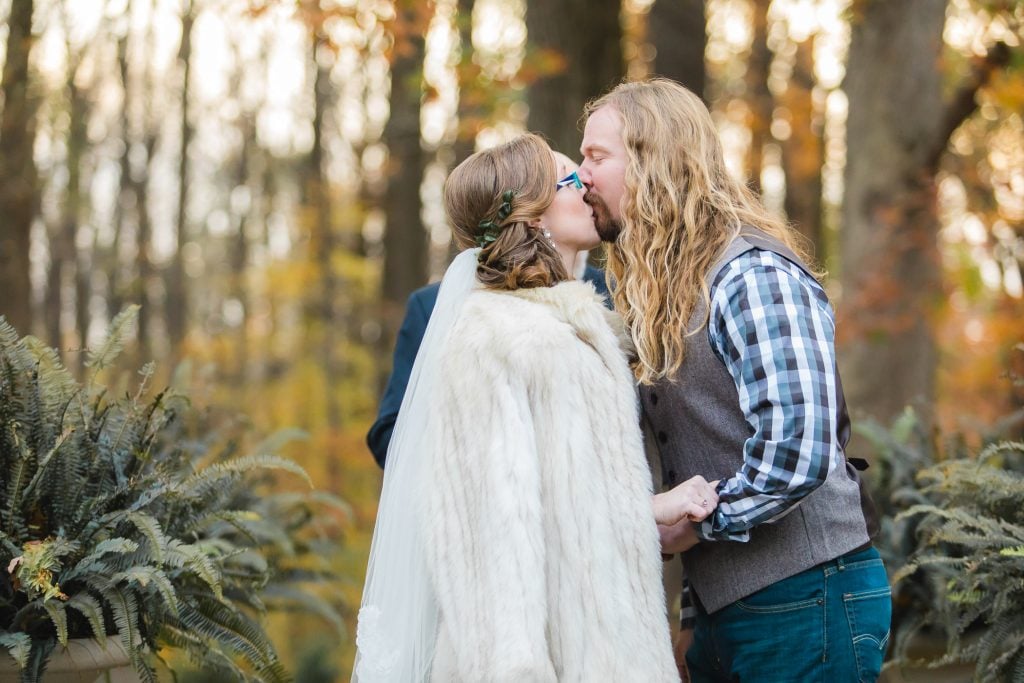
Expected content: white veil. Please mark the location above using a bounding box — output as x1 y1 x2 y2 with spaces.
352 248 481 682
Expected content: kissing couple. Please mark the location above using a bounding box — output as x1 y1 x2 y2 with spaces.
355 79 890 683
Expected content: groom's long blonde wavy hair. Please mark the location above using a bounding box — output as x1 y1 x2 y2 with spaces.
584 78 817 385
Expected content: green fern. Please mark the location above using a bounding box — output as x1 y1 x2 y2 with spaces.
898 456 1024 682
42 601 68 647
84 305 140 373
0 631 32 669
64 594 106 646
0 312 344 682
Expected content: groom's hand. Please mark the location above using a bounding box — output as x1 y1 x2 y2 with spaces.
658 518 700 554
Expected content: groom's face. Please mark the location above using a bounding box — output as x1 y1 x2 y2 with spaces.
579 106 628 243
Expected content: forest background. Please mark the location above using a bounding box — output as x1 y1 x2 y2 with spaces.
0 0 1022 678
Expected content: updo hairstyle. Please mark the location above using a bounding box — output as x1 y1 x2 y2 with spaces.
443 133 569 289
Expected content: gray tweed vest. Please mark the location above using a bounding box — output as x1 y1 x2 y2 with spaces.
640 229 871 614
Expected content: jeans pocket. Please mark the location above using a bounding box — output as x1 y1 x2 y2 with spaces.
734 566 824 614
735 595 822 614
842 586 892 682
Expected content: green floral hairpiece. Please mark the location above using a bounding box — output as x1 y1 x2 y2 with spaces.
475 189 517 248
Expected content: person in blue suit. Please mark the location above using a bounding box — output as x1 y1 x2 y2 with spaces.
366 262 609 468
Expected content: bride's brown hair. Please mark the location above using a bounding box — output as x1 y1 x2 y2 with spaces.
444 133 569 290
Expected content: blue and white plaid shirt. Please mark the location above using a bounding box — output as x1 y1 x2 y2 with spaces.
696 248 842 543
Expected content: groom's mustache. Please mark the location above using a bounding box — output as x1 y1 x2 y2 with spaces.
584 190 622 243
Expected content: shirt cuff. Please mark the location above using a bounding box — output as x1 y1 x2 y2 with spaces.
697 512 751 543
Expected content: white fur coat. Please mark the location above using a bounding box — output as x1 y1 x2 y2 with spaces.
423 281 679 682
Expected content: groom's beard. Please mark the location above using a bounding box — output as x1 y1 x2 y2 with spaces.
584 190 622 243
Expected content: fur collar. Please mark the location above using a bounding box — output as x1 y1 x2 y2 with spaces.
503 280 632 356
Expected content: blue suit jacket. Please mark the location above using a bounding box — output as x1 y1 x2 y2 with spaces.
366 265 610 468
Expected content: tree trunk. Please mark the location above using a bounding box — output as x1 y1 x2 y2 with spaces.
377 0 431 424
225 32 252 383
133 1 160 361
743 0 772 196
66 74 90 371
167 0 195 350
525 0 624 156
839 0 948 424
231 116 252 383
44 223 63 349
304 17 343 478
132 134 157 362
259 147 277 383
107 28 131 328
780 36 823 262
0 0 38 334
452 0 478 168
649 0 706 101
382 1 430 313
445 0 478 263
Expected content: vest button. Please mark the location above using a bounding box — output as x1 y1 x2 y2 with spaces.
667 469 677 484
658 431 668 444
650 392 659 405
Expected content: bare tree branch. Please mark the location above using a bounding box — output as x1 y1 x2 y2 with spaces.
929 41 1013 169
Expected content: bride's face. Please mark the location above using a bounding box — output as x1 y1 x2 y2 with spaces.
538 152 601 252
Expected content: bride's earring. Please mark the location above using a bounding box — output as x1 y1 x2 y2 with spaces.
542 228 555 247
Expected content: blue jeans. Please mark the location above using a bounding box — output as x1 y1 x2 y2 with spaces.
686 546 892 683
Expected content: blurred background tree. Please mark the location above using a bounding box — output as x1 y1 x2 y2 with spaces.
0 0 1021 677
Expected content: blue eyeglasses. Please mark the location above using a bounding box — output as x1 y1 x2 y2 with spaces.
556 170 583 191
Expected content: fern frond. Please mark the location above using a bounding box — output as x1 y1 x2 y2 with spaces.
160 625 248 681
88 578 140 653
63 538 139 582
979 440 1024 464
42 600 68 646
22 337 78 406
85 305 139 372
165 540 221 598
0 317 36 381
0 631 31 669
127 480 170 513
263 490 353 522
1011 649 1024 683
20 426 75 504
19 639 56 683
112 566 179 617
180 454 312 496
64 594 107 646
131 656 159 683
260 584 345 634
175 596 287 682
222 548 269 577
0 531 18 556
120 512 168 564
184 509 262 537
133 362 156 403
975 613 1024 675
175 599 267 669
4 424 33 532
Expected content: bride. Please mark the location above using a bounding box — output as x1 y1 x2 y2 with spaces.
354 133 716 682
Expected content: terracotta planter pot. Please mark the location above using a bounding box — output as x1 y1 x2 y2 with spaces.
0 639 137 683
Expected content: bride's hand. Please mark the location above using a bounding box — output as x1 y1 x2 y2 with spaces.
652 476 719 527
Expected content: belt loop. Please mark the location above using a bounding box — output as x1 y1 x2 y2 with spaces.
837 554 846 572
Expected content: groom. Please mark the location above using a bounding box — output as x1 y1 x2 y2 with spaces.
579 79 890 681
